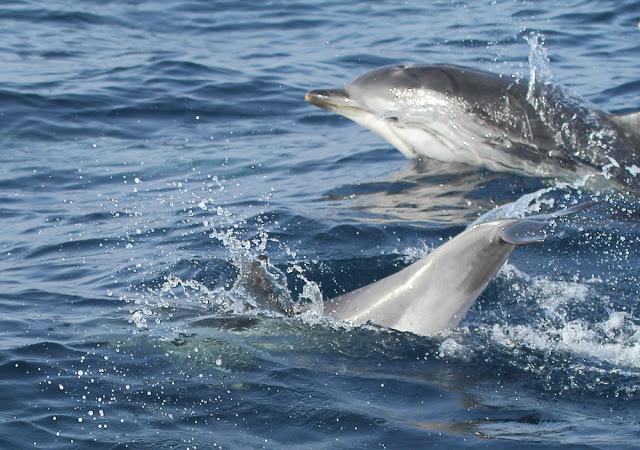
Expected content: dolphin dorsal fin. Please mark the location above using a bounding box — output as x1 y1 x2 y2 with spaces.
611 111 640 133
498 201 595 245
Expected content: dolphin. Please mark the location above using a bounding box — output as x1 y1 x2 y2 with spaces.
242 203 592 336
305 64 640 192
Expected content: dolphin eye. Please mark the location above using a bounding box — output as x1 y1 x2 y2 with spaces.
387 116 399 122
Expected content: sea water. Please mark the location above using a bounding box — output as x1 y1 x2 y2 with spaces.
1 1 639 448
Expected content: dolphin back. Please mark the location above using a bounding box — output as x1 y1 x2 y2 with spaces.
328 203 592 336
611 111 640 135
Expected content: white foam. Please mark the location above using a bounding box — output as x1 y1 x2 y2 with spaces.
492 265 640 370
626 165 640 177
491 314 640 370
129 310 149 329
601 156 620 180
438 337 473 362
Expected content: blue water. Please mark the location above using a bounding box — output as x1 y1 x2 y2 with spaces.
1 1 640 448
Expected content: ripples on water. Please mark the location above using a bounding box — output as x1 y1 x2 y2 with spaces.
1 1 640 448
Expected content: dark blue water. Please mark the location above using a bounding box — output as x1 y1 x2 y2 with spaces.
2 1 640 448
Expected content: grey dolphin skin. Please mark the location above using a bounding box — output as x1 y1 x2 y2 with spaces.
305 64 640 192
327 202 591 335
245 203 591 336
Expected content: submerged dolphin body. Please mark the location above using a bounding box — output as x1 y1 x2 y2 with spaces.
305 64 640 191
244 203 591 336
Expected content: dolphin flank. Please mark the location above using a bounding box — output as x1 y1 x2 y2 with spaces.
305 64 640 192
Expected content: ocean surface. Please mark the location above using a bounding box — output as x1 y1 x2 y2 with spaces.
1 1 640 448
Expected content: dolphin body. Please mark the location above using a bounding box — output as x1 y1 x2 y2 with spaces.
305 64 640 192
244 203 590 336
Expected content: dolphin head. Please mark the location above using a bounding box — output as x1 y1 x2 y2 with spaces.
305 64 479 159
305 64 564 173
305 65 459 118
347 64 461 109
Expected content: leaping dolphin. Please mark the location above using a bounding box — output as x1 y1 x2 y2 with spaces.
305 64 640 192
242 203 592 336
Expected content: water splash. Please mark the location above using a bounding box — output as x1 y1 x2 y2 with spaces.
471 186 556 225
524 33 624 184
526 33 554 108
469 178 592 226
487 264 640 392
123 190 326 329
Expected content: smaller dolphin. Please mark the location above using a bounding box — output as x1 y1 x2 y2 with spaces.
327 203 591 335
305 64 640 191
241 203 592 336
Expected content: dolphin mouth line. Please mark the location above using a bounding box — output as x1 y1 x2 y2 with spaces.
304 88 365 113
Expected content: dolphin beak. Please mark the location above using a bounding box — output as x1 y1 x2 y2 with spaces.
304 88 356 111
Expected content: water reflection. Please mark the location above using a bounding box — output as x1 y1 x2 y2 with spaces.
322 159 547 225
